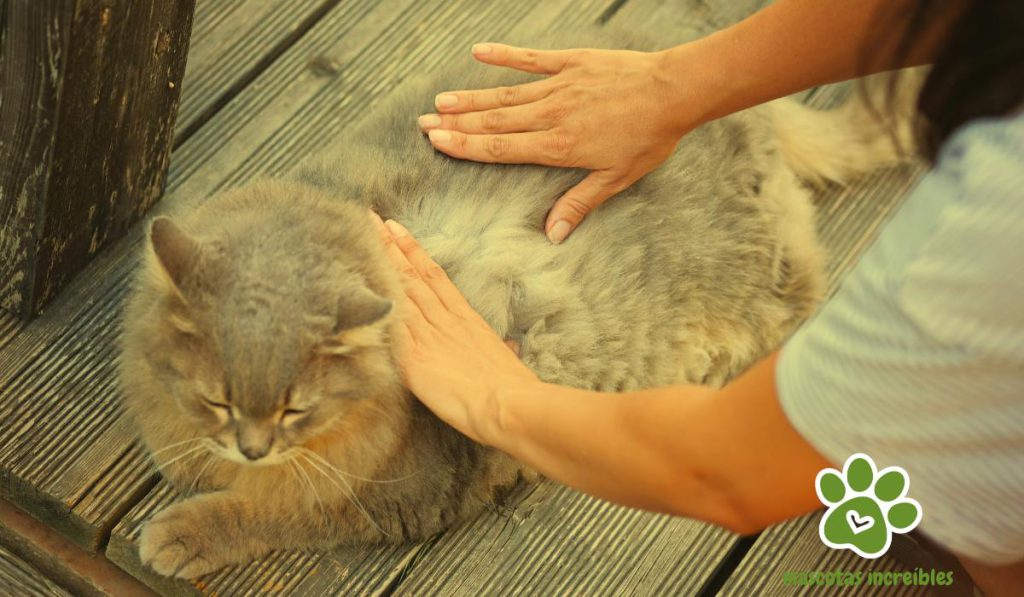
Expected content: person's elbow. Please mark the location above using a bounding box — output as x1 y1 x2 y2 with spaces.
661 465 768 536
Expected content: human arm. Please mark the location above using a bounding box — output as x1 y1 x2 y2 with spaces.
420 0 963 242
375 216 830 533
491 351 831 534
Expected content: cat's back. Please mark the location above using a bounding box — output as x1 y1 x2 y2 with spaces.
293 28 823 387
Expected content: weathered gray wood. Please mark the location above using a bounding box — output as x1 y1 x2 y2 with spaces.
0 0 194 318
0 312 23 352
385 3 774 595
0 543 72 597
720 513 931 596
176 0 342 140
99 0 631 593
392 483 734 595
0 497 155 597
0 0 348 553
710 83 927 595
0 0 936 595
107 481 423 597
612 0 770 42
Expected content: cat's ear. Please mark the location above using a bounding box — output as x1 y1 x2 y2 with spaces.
319 287 393 354
334 286 393 333
147 217 200 296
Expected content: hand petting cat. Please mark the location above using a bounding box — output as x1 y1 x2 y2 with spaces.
369 212 540 446
417 43 696 244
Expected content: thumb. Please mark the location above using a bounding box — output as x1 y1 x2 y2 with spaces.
545 171 625 244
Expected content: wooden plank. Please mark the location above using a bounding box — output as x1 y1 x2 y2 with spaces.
720 513 932 596
0 543 72 597
386 3 773 595
0 0 349 553
392 484 733 595
0 312 23 352
0 0 385 557
0 0 194 318
107 481 424 597
714 83 929 594
612 0 769 43
798 83 925 294
176 0 342 139
0 497 155 596
71 0 655 594
100 0 617 593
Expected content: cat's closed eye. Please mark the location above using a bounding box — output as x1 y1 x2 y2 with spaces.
201 396 231 413
281 409 308 425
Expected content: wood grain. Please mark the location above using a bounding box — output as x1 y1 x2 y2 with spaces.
0 0 351 553
175 0 343 141
0 0 194 318
0 542 72 597
99 0 639 593
0 0 939 594
717 86 955 596
720 513 930 597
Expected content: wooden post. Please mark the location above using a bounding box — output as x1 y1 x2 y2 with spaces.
0 0 194 318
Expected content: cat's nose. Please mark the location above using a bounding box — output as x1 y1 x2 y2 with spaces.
240 445 269 461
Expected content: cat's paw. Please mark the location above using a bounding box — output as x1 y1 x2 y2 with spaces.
138 501 233 578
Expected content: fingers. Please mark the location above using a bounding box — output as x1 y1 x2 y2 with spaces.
419 103 551 135
545 170 631 244
426 129 574 166
376 222 448 326
383 220 472 316
470 43 572 75
368 210 390 242
432 79 552 114
504 339 521 357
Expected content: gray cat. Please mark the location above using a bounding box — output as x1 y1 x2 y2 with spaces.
119 31 913 578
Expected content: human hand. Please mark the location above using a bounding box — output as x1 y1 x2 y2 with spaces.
418 43 696 243
370 213 540 445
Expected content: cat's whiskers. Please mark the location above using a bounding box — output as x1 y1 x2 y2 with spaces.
147 437 207 460
156 443 211 473
296 452 388 537
288 456 327 520
296 446 421 484
188 453 217 495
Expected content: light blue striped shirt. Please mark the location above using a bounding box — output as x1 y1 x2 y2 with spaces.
778 111 1024 565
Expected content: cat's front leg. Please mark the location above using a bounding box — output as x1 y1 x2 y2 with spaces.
138 492 264 578
138 488 386 578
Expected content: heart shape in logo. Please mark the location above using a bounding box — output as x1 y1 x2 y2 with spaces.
847 511 874 534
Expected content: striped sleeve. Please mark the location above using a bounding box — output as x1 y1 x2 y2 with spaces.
777 112 1024 565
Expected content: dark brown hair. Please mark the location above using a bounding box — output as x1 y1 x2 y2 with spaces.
870 0 1024 162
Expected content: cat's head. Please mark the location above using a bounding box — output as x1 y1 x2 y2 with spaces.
132 183 403 467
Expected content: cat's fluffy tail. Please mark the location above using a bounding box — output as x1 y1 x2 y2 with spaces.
769 68 926 186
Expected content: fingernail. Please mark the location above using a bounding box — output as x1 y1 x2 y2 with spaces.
384 219 409 238
472 43 492 56
418 114 441 129
547 220 571 244
428 129 451 145
435 94 458 109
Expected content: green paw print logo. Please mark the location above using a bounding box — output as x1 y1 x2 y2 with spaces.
816 453 922 559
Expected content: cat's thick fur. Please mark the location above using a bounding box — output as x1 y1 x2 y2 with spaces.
120 31 914 578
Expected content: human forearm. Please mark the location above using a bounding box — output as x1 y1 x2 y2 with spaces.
489 379 746 529
485 352 831 534
378 220 831 533
659 0 963 127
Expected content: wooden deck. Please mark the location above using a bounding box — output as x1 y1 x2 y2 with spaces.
0 1 959 595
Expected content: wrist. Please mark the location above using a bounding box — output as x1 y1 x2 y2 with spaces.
653 39 739 133
477 377 543 449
